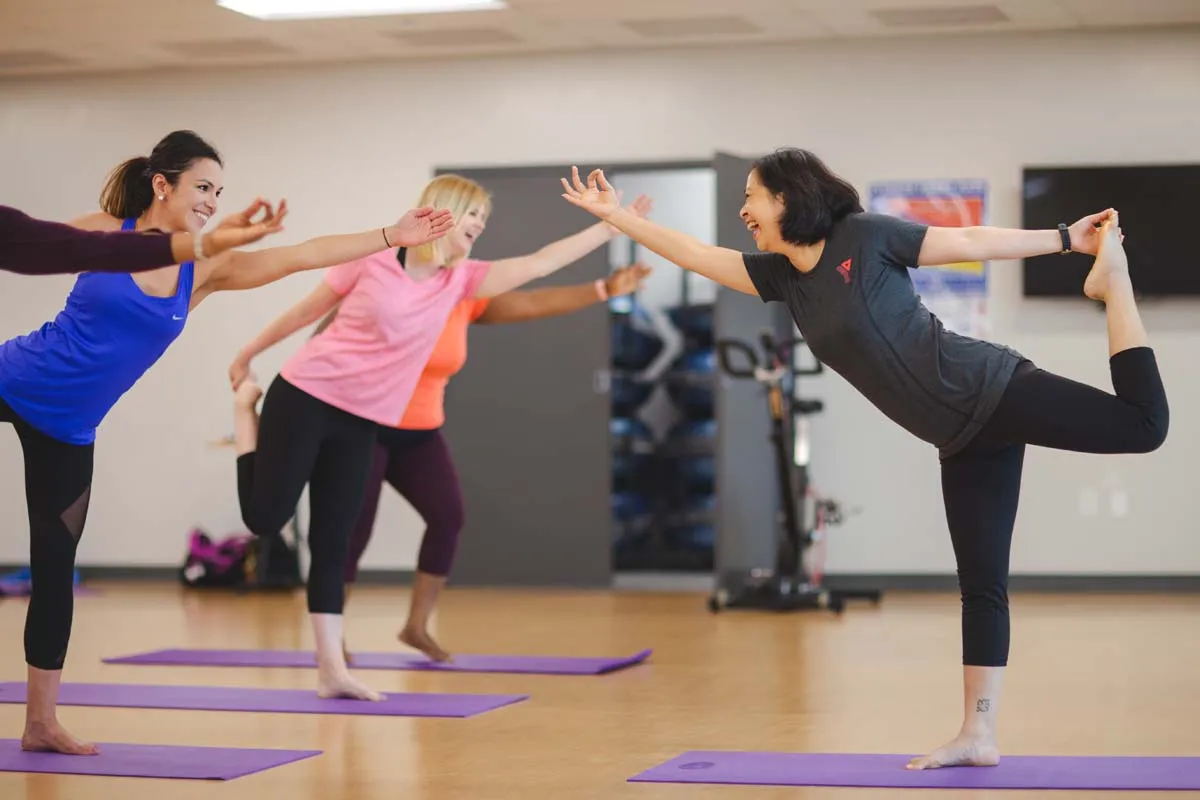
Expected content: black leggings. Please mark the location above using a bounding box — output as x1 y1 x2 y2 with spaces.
0 397 94 671
944 346 1168 667
236 376 378 615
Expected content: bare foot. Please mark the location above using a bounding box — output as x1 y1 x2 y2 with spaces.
232 379 263 456
1083 215 1128 302
906 732 1000 770
21 720 99 755
234 378 263 409
399 625 452 663
317 670 383 701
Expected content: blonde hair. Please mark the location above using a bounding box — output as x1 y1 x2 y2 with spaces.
413 173 492 265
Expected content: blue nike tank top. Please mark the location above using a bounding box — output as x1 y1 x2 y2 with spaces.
0 218 194 445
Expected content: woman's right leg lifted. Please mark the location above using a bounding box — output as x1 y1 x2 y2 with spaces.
912 219 1168 771
981 215 1168 456
234 376 324 539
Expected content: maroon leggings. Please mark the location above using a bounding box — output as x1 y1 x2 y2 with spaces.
343 427 465 582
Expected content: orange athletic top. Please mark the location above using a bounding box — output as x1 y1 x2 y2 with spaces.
397 297 491 430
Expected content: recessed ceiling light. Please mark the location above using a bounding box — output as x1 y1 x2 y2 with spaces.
217 0 507 21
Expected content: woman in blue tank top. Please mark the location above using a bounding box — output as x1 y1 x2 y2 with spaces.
0 129 453 756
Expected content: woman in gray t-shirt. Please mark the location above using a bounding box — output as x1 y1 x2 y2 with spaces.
560 150 1167 772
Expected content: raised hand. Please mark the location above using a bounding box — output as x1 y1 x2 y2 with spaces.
1068 208 1124 255
626 194 653 219
605 262 652 297
386 207 456 247
603 193 653 237
561 167 621 220
205 198 288 253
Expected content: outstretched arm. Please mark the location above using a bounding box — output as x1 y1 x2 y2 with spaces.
228 282 342 389
196 206 454 300
0 200 284 275
477 262 650 324
917 209 1118 266
472 195 653 298
560 168 758 296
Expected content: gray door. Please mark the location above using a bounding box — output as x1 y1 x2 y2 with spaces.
434 164 614 587
712 152 795 577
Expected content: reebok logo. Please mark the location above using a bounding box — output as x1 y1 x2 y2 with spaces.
837 258 852 283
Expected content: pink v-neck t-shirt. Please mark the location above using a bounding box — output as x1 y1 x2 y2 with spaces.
280 250 491 426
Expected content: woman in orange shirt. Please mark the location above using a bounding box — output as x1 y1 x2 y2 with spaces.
318 259 648 663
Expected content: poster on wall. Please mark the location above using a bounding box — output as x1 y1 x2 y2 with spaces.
868 179 989 339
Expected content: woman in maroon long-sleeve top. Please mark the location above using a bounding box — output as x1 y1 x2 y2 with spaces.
0 198 286 276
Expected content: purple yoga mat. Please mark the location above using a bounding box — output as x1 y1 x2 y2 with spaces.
0 739 320 780
104 647 652 675
629 750 1200 791
0 682 526 718
0 580 97 597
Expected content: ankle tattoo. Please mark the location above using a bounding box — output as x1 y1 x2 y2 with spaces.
976 698 991 712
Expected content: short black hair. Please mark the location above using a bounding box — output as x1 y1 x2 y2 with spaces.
751 148 862 245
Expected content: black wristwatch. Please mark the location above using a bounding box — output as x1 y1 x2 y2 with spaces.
1057 223 1071 253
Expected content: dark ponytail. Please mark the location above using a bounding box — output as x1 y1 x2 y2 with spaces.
98 130 223 220
99 156 154 219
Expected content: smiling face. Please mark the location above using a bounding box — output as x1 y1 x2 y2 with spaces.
153 157 223 233
739 168 786 252
411 174 492 266
449 203 488 259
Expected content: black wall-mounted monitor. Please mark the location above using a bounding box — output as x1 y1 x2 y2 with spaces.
1022 163 1200 297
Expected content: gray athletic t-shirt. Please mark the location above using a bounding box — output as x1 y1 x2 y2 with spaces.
743 212 1023 459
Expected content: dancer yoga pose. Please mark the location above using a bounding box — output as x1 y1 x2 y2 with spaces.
559 150 1167 770
0 200 284 276
0 129 452 756
228 173 651 702
332 259 651 663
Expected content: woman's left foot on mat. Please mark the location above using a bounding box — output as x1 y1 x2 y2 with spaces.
317 670 382 701
399 625 452 662
21 719 99 755
907 731 1000 770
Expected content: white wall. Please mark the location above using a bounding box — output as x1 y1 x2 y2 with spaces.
1 27 1197 575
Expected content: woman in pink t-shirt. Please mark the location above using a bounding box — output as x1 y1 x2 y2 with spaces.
226 174 651 702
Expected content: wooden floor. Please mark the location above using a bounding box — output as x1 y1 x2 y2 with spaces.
2 582 1199 799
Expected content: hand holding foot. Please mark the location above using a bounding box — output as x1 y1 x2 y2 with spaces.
22 719 99 755
399 624 453 663
234 377 262 409
232 378 263 456
1084 213 1130 303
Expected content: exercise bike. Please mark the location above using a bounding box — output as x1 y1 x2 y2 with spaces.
707 331 881 614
